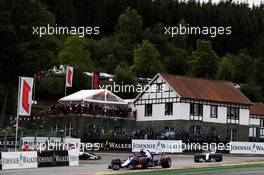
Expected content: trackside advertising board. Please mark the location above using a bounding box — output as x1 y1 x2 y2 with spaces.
132 139 182 153
68 150 79 166
230 142 264 154
1 151 38 170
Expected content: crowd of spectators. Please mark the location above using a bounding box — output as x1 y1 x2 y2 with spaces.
83 125 222 142
47 102 133 118
131 128 221 142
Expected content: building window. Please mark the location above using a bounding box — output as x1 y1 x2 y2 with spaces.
249 126 256 137
165 102 173 115
191 125 201 136
145 104 152 117
260 119 264 128
260 128 264 138
210 105 218 118
156 83 163 92
190 103 203 116
227 107 239 124
229 129 238 141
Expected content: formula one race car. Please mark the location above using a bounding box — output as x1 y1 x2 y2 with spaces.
194 151 223 162
79 152 101 160
108 150 172 170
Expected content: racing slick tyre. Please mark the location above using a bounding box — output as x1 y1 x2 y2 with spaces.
194 155 200 163
215 155 223 162
139 158 149 169
111 159 121 170
160 157 172 168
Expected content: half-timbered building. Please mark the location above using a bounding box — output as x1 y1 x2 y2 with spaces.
249 102 264 141
134 73 252 142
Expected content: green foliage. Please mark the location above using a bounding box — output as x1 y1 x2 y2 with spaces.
115 7 143 41
164 44 190 75
190 40 219 79
132 40 164 77
37 77 64 99
58 36 94 70
233 50 255 83
114 62 137 99
240 80 263 102
217 56 235 81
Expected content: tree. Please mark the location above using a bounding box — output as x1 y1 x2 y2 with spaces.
240 80 263 102
217 56 235 81
233 49 255 83
58 36 94 70
190 40 219 79
115 7 143 41
0 0 59 127
164 44 190 75
132 40 164 77
114 62 137 99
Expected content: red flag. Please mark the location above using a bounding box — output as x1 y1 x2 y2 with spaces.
19 77 34 116
92 72 100 89
35 67 43 81
66 66 73 87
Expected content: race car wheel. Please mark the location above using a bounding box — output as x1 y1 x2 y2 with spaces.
194 156 200 163
111 159 121 166
112 164 120 170
139 158 149 169
160 157 172 168
215 156 222 162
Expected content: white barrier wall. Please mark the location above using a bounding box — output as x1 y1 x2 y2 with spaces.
1 151 38 170
132 139 182 153
230 142 264 154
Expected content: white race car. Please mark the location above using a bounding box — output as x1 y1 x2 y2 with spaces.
194 151 223 162
79 152 101 160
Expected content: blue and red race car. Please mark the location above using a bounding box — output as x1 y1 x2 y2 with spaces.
108 150 172 170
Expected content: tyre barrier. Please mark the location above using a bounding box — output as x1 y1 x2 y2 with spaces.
0 150 79 170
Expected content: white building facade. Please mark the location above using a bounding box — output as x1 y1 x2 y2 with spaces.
134 73 252 142
249 103 264 141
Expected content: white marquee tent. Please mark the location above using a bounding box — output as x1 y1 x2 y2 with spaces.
59 89 128 105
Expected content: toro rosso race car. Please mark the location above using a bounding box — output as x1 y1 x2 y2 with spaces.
194 151 223 162
79 152 101 160
108 149 172 170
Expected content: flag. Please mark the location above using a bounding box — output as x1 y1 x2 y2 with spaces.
35 67 43 81
66 66 73 87
92 72 100 89
19 77 34 116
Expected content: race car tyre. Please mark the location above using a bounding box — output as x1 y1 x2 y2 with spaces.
194 156 200 163
214 153 223 162
112 164 120 170
215 156 222 162
111 159 121 166
139 158 149 169
160 157 172 168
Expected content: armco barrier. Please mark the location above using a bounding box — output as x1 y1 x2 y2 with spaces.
0 150 79 170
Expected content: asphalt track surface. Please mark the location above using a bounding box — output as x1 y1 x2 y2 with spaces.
1 153 264 175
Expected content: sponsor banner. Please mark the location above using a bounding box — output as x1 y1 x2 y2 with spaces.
54 150 69 166
68 150 79 166
81 139 131 152
37 151 54 167
66 66 73 87
230 142 264 154
1 151 38 170
132 139 182 153
18 77 34 116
